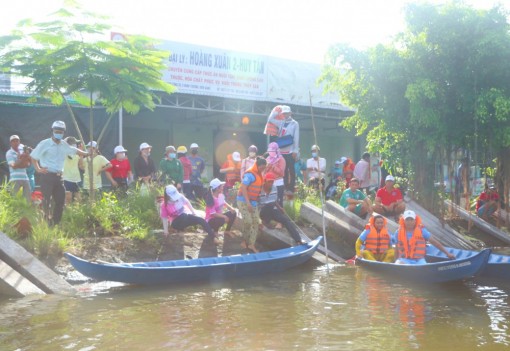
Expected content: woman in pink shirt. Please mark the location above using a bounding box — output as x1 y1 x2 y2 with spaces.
265 142 286 207
160 185 218 244
205 178 237 237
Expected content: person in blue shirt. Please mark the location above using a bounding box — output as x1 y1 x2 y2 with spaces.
188 142 206 200
393 210 455 264
31 121 89 225
236 157 266 253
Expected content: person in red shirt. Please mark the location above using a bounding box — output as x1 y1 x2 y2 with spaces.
106 145 133 196
177 145 193 200
476 185 500 220
374 175 405 221
340 156 355 189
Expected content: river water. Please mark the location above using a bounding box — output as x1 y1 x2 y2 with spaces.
1 262 509 351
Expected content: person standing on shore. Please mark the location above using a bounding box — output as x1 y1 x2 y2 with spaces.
188 142 206 200
31 121 89 224
274 106 299 196
105 145 132 196
6 135 32 203
134 142 156 187
62 136 84 204
236 157 267 252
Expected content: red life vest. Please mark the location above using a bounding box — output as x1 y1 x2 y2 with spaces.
237 163 263 202
397 216 427 259
363 217 391 255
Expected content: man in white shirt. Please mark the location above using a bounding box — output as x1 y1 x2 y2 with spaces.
354 152 371 193
306 145 326 189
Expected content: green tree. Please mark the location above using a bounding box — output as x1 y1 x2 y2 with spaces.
0 0 175 199
321 2 510 209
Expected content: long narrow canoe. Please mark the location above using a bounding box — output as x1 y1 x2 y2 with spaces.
65 237 322 285
426 245 510 280
357 248 491 283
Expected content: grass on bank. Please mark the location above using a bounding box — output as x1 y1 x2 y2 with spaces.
0 180 348 260
0 183 164 260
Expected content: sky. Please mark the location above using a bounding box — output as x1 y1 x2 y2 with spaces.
1 0 508 64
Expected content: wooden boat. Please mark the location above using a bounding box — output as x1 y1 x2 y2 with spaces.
426 245 510 280
356 248 491 283
65 237 322 285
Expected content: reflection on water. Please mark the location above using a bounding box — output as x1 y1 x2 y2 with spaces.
1 264 509 350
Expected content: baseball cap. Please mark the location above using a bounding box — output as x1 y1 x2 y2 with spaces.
52 120 66 130
385 175 395 182
139 142 151 150
165 145 176 152
114 145 127 154
65 136 81 145
232 151 241 162
267 142 279 152
190 143 199 149
86 141 98 148
177 145 187 153
311 145 320 151
340 156 348 163
209 178 226 190
165 185 182 201
248 145 258 152
9 135 20 141
281 105 292 114
403 210 416 220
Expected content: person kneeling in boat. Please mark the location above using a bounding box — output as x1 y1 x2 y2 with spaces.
259 172 305 246
394 210 455 264
476 185 500 221
161 184 219 245
356 215 395 262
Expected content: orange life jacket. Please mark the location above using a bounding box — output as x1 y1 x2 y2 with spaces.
363 217 391 254
237 162 263 202
397 216 427 259
224 154 241 185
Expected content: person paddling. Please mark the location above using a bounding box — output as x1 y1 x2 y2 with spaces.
394 210 455 264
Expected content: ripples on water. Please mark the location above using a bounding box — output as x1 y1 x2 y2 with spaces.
1 263 509 350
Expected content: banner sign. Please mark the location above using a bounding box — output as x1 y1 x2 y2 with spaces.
159 41 268 100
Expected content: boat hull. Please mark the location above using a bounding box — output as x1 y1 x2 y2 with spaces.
357 248 491 283
65 237 322 285
426 245 510 280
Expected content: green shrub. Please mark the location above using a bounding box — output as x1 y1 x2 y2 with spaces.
25 217 70 258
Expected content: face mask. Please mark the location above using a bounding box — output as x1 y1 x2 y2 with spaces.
268 151 276 157
143 150 150 157
169 153 176 159
53 132 64 140
117 152 126 159
191 149 198 155
249 152 256 158
312 152 318 158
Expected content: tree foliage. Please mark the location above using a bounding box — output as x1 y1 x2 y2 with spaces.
0 0 175 199
321 2 510 207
